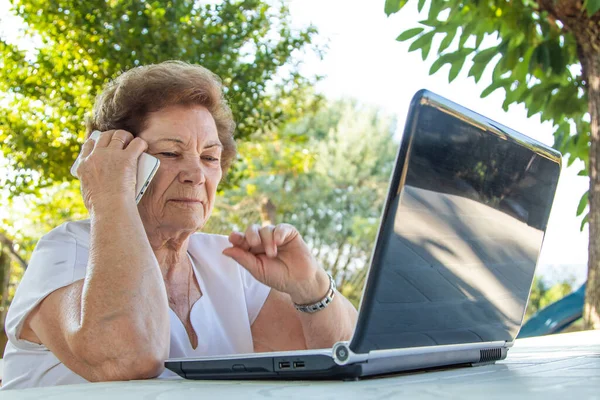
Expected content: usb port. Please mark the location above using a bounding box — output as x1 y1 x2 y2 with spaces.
293 361 305 368
278 361 291 369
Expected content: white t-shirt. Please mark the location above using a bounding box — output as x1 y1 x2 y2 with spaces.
1 220 271 390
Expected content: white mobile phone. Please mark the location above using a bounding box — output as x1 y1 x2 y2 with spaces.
70 130 160 204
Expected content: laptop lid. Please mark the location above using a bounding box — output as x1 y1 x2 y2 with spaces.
349 90 561 355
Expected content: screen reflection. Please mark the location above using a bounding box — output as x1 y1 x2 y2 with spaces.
351 97 561 354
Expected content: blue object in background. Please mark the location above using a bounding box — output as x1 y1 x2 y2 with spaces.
518 283 586 338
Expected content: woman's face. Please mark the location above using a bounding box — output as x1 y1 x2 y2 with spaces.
137 104 223 235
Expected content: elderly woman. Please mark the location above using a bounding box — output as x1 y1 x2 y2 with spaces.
2 61 358 389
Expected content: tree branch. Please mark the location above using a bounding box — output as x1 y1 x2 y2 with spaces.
0 233 28 270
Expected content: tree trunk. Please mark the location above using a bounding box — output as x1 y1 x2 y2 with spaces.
1 248 12 332
259 197 277 226
330 240 347 281
582 49 600 329
536 0 600 331
537 0 600 329
0 232 28 271
338 243 355 287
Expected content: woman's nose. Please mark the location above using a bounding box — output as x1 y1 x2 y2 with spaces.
178 158 206 185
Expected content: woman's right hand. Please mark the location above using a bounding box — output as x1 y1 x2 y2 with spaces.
74 129 148 213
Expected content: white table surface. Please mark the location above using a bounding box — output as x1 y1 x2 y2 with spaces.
2 330 598 399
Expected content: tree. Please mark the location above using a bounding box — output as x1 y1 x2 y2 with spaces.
0 0 320 196
385 0 600 329
0 0 321 346
204 99 398 307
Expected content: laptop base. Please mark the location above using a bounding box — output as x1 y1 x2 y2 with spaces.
165 347 507 380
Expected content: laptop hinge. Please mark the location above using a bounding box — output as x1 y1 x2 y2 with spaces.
333 340 507 366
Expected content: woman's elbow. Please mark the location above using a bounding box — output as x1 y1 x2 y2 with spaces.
90 355 165 382
69 327 168 382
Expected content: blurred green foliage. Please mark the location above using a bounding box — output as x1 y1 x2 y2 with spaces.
0 0 320 342
0 0 321 195
525 276 574 321
205 99 399 307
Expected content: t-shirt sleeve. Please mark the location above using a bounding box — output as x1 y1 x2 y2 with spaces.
239 267 271 325
5 222 89 351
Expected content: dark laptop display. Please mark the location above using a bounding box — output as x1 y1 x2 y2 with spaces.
350 92 561 354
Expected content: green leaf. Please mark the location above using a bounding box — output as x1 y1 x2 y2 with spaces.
408 31 435 56
548 40 566 75
396 28 424 42
449 56 467 82
421 40 433 60
580 212 589 231
578 168 588 176
472 46 499 65
428 0 445 20
577 192 589 216
438 29 457 54
537 42 551 72
514 46 535 81
528 44 551 76
417 0 427 12
475 32 485 49
481 79 510 98
431 48 473 81
500 48 520 71
552 122 571 152
468 61 487 83
430 53 454 74
508 32 526 50
418 19 441 27
458 23 475 48
585 0 600 15
385 0 408 16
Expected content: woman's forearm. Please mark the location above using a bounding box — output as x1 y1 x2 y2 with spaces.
296 293 358 349
77 199 170 364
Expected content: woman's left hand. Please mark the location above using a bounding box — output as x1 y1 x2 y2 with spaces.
222 224 330 305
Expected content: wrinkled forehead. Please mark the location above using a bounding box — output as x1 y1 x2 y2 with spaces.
149 136 223 151
141 105 222 147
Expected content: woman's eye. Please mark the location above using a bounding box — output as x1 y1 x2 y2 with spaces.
159 152 178 157
202 156 220 162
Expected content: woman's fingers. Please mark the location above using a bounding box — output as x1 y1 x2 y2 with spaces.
223 223 313 296
227 224 298 259
228 231 251 251
273 223 298 247
222 246 260 277
80 137 96 158
244 224 264 252
258 225 277 258
229 225 275 257
224 229 265 278
73 138 97 178
92 129 137 150
124 137 148 157
108 130 134 149
95 130 116 148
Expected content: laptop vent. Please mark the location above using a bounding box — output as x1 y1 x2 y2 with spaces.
479 348 502 363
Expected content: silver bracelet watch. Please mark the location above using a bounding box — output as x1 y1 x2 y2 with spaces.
293 272 336 313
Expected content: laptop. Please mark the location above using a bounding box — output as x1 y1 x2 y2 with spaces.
165 89 562 380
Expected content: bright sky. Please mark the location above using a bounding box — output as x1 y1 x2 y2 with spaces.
0 0 589 285
287 0 589 285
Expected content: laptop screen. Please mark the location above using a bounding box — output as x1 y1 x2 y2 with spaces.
350 93 561 354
